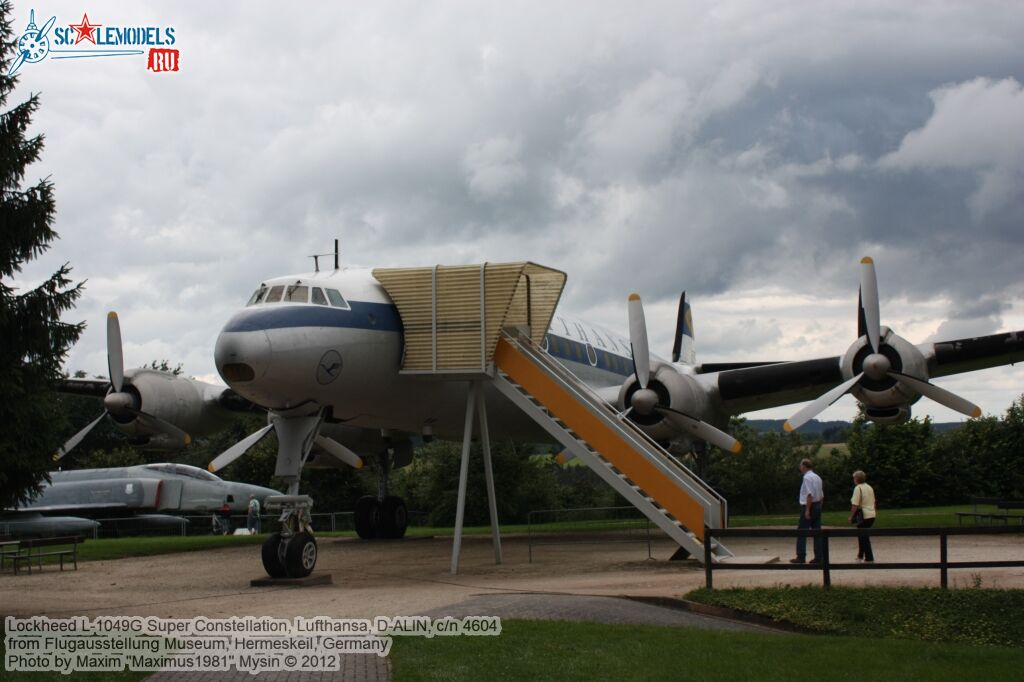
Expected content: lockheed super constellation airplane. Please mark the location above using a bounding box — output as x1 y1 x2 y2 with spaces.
59 255 1024 578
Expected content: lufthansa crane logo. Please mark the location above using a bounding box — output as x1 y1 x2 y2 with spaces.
316 350 343 385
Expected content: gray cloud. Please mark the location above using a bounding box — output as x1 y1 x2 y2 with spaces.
7 1 1023 417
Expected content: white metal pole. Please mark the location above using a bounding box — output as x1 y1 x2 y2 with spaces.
451 382 477 574
478 386 502 564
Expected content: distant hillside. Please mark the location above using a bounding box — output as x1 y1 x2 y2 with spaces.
746 419 964 439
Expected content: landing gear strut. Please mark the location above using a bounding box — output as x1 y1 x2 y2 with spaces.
262 495 318 578
353 451 409 539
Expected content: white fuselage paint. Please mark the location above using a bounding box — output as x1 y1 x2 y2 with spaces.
215 267 685 443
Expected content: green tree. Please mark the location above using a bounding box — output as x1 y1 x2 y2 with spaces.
0 1 85 508
846 413 936 507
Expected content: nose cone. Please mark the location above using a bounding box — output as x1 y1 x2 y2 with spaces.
215 326 272 385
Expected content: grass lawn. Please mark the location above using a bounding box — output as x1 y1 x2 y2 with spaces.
389 618 1024 681
729 504 974 528
687 586 1024 647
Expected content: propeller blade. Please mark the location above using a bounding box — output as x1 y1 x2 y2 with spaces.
889 372 982 419
8 50 28 77
314 435 364 469
37 15 57 41
55 411 108 460
628 293 651 388
129 409 192 448
555 449 575 465
671 291 687 363
208 423 275 472
784 372 864 432
860 257 880 353
107 311 124 392
658 407 743 454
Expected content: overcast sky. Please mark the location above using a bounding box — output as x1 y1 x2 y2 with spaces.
9 1 1024 424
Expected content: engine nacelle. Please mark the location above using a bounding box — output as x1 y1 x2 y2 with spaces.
112 369 227 446
842 326 926 423
618 362 709 444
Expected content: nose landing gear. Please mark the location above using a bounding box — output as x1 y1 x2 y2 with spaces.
262 495 318 578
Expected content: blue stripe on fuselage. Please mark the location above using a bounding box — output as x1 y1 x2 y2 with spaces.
221 303 632 378
222 301 403 333
543 333 633 378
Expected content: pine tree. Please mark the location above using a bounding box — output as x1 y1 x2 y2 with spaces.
0 1 85 508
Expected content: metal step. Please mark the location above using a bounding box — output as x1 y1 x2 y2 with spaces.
491 340 733 562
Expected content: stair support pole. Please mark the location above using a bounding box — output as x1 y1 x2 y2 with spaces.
477 384 502 564
451 382 477 574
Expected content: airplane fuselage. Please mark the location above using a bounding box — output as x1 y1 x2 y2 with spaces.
214 267 664 443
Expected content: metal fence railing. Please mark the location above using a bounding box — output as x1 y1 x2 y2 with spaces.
703 525 1024 589
527 506 653 562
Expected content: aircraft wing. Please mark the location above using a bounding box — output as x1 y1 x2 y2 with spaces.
711 329 1024 417
59 378 110 398
923 331 1024 378
713 356 844 416
13 502 130 512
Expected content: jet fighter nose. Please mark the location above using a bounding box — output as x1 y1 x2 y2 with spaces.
215 327 272 384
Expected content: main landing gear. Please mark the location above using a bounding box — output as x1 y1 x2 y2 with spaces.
261 495 317 578
354 450 409 539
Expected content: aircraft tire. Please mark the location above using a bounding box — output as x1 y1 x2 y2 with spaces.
284 532 317 578
261 533 288 578
354 496 380 539
379 496 408 539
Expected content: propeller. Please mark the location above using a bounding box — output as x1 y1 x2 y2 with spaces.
784 257 982 432
208 423 275 472
626 294 742 453
56 312 192 460
207 426 364 473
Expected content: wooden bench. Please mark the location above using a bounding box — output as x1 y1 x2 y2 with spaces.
956 498 1024 525
12 536 85 575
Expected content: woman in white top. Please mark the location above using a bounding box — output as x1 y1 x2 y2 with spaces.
850 470 877 562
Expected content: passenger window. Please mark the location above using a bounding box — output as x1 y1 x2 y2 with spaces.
311 288 328 306
265 286 284 303
285 285 309 303
326 289 349 309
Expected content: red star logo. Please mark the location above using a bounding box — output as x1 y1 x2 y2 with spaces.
69 13 102 45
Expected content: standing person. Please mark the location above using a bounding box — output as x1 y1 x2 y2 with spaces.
216 502 232 535
247 494 261 534
791 458 824 564
849 470 876 562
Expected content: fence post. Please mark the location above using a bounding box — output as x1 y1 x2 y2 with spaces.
528 512 533 564
822 529 831 589
940 533 948 589
704 526 713 590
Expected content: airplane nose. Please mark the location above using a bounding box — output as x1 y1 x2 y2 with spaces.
215 329 272 383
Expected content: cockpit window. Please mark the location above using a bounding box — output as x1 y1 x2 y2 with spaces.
311 288 328 306
284 285 309 303
325 289 349 309
246 287 267 306
144 463 222 482
264 285 284 303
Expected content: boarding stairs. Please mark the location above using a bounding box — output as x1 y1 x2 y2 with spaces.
492 331 732 562
372 261 732 564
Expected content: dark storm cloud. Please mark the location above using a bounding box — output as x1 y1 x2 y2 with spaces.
8 1 1022 418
